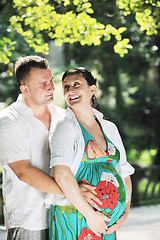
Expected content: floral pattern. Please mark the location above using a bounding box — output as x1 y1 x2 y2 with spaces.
78 227 102 240
95 181 119 210
100 172 119 188
107 143 115 155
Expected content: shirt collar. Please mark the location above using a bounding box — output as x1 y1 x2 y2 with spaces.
16 94 33 116
16 94 56 116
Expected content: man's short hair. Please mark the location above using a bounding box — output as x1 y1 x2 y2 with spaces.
15 55 49 87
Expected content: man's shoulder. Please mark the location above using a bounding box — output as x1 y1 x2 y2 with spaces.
48 103 65 115
0 103 18 124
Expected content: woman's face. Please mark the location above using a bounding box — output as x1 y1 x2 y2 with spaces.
62 74 96 109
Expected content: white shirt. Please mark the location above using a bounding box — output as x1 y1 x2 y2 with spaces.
44 107 135 207
0 94 64 230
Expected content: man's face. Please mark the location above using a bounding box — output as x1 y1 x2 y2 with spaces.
21 67 55 106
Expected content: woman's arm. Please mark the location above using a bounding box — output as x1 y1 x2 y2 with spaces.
106 175 132 234
53 165 110 237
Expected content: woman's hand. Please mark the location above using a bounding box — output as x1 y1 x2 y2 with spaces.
86 211 110 237
106 206 129 234
79 183 102 211
106 176 132 234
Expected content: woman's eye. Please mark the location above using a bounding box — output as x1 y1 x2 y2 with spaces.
74 82 79 86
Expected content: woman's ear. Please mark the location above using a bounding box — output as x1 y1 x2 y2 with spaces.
90 84 96 96
20 85 29 95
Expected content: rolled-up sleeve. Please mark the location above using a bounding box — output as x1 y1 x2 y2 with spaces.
49 118 75 169
0 118 30 165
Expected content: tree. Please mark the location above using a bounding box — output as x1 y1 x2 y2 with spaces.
117 0 160 35
1 0 160 65
0 0 36 104
0 0 132 64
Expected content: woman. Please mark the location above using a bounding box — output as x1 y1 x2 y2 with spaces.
48 68 134 240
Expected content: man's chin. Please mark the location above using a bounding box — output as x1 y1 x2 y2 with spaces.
47 99 54 104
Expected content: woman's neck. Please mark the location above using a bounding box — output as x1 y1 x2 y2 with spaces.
73 106 96 127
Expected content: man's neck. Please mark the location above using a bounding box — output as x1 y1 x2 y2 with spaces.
22 95 51 130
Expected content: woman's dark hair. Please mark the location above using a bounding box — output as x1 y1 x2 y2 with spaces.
15 55 49 87
62 67 97 107
62 67 97 86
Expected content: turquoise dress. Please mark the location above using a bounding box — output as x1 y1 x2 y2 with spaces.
49 118 126 240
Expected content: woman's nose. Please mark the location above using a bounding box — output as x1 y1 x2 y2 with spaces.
69 86 75 93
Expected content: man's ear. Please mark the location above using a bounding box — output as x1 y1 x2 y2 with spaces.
90 84 96 96
20 85 29 95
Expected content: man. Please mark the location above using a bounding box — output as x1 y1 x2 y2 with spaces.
0 56 100 240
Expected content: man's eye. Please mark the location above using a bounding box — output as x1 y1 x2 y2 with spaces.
74 82 79 86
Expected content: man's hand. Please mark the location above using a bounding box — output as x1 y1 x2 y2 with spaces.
79 183 102 211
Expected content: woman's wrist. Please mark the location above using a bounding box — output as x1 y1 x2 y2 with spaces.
83 206 96 220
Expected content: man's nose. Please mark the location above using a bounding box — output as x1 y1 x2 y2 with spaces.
48 82 55 90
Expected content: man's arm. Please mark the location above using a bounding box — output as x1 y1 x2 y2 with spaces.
8 159 102 211
106 175 132 234
8 159 63 195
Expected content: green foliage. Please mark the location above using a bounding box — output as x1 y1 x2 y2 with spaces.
0 0 132 64
117 0 160 35
1 0 160 64
0 37 16 65
127 149 157 166
114 38 132 57
0 1 36 103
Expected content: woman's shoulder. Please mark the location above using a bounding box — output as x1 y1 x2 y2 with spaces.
50 114 78 146
102 118 118 131
57 115 74 129
52 111 77 138
93 108 117 130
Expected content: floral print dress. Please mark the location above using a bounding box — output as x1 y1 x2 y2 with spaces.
49 118 126 240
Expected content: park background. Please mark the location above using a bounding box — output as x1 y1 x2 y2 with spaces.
0 0 160 239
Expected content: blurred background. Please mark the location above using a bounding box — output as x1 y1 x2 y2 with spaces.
0 0 160 238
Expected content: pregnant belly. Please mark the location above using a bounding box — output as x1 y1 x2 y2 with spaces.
78 164 126 226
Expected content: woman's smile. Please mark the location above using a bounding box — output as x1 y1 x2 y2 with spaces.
69 95 81 101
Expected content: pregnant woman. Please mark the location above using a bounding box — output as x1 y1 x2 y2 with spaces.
48 68 134 240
